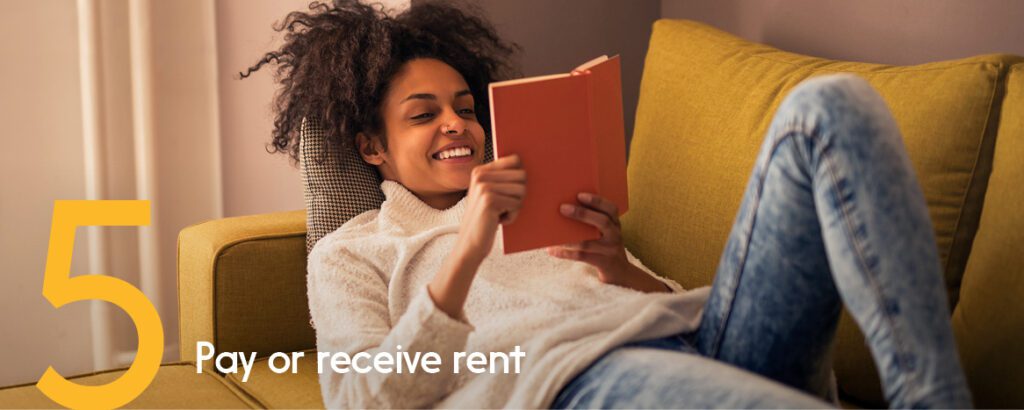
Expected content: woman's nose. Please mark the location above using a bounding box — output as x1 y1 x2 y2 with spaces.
440 109 466 136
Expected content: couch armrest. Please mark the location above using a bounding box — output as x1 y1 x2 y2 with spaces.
177 210 313 366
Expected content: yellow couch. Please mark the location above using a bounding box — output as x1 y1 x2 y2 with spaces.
3 19 1021 408
623 20 1024 408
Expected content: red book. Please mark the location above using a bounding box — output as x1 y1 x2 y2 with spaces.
488 55 629 254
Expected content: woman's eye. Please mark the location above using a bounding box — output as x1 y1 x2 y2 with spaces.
411 112 435 120
458 108 475 115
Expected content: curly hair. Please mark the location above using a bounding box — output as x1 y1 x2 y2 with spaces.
241 0 520 166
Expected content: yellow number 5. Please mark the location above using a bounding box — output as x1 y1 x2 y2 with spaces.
37 200 163 409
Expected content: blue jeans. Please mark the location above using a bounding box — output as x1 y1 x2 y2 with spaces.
553 74 973 409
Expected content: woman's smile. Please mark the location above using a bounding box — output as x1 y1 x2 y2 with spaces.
431 144 476 163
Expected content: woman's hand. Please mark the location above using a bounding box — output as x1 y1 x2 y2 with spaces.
454 155 527 263
430 155 526 318
548 193 670 293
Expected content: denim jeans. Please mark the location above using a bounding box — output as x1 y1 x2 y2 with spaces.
552 74 973 409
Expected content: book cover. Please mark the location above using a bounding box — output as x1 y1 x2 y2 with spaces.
488 55 628 254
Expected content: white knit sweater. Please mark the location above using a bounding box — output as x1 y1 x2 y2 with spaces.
307 180 710 409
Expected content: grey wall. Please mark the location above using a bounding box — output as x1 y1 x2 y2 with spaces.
417 0 662 148
216 0 309 218
439 0 1023 155
661 0 1024 65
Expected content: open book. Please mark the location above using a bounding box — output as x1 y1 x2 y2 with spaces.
488 55 628 254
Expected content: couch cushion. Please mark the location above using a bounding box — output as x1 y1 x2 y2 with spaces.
0 363 258 408
624 19 1020 406
178 210 314 366
225 350 323 409
300 118 385 253
950 63 1024 408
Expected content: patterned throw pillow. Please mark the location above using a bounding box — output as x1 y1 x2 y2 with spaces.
300 118 385 253
299 118 495 253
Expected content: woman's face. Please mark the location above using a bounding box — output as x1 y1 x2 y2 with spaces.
358 58 485 206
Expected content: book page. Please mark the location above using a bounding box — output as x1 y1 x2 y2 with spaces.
490 55 614 89
574 55 610 72
490 73 571 88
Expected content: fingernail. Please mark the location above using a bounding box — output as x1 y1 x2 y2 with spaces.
560 204 574 215
578 192 593 203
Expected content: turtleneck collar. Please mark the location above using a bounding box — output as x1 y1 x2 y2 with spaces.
379 180 467 230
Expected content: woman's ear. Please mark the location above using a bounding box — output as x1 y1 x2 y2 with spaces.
356 132 385 165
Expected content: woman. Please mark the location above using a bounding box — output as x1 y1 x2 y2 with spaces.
243 1 972 408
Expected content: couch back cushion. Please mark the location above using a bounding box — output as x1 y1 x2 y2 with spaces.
624 19 1018 406
950 63 1024 408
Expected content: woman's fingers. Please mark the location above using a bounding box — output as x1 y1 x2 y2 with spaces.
576 192 619 222
471 155 520 182
488 193 522 224
485 154 521 169
476 168 527 183
500 209 520 224
472 155 525 191
549 194 640 284
559 202 620 241
476 181 526 199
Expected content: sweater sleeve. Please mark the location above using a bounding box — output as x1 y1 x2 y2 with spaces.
624 247 687 293
307 242 473 409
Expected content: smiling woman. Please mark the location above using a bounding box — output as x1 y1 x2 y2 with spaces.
354 58 486 209
239 0 518 172
238 2 693 409
237 1 973 409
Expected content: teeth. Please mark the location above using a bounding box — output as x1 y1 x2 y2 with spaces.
436 146 472 160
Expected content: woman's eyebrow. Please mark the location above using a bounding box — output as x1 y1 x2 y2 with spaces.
401 89 472 104
401 93 435 103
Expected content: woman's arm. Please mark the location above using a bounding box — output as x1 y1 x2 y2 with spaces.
428 248 484 320
428 155 526 317
308 245 473 409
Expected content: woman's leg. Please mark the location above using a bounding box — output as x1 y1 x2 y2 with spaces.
692 74 972 408
552 342 830 409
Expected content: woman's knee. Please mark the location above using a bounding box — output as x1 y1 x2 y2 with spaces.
785 74 879 114
765 73 905 174
778 74 898 141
